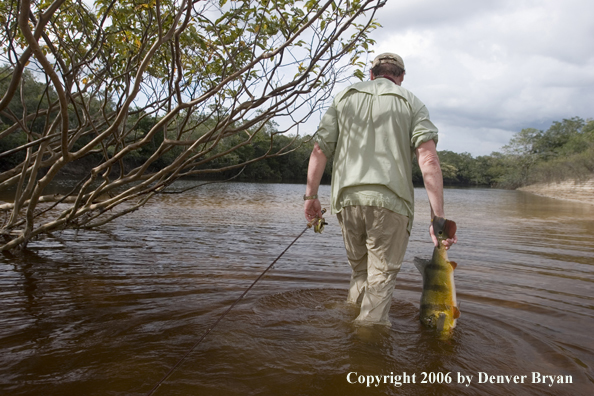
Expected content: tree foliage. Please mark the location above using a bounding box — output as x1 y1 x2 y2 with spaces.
414 117 594 189
0 0 385 251
500 117 594 187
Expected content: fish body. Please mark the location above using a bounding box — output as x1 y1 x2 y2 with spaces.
414 218 459 333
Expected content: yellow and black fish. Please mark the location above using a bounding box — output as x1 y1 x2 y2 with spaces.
414 217 460 333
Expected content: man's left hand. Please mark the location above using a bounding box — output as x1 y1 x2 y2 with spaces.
429 223 458 250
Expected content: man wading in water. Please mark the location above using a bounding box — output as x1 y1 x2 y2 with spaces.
304 52 457 326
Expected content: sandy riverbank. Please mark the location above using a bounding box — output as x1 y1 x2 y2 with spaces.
518 177 594 205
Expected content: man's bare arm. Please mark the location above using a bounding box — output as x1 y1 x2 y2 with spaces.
304 142 327 221
416 139 457 249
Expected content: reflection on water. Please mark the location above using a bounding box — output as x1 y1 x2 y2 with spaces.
0 182 593 395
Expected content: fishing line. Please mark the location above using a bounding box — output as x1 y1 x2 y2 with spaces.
145 211 325 396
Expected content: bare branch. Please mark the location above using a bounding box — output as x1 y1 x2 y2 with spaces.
0 0 385 251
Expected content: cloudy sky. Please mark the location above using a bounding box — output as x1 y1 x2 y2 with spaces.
358 0 594 156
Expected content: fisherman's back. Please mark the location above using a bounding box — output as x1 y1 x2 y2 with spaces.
315 77 438 232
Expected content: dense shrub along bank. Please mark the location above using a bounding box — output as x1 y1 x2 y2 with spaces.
1 73 590 188
199 116 594 187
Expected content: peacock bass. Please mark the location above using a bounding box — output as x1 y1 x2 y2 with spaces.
414 216 460 334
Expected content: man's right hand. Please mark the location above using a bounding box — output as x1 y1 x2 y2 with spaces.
304 198 323 222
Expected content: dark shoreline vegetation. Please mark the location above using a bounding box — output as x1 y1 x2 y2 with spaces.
427 116 594 188
3 113 593 190
193 114 594 189
42 118 594 189
1 70 592 190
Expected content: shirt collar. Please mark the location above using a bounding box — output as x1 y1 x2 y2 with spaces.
375 75 399 85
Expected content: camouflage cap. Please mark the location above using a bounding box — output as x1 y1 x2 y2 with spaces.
371 53 405 70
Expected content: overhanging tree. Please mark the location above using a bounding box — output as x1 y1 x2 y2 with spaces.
0 0 385 251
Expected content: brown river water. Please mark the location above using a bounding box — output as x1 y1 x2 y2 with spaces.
1 182 593 395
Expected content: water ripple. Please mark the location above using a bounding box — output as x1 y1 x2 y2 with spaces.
0 183 592 395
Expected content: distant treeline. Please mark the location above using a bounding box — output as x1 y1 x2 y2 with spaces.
222 116 594 188
1 70 592 188
233 116 594 188
181 116 594 188
2 111 592 188
425 117 594 188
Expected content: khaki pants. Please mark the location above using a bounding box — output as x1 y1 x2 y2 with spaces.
337 206 410 326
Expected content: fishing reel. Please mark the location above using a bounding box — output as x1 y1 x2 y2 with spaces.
307 208 328 233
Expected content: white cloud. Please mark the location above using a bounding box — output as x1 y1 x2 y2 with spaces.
367 0 594 155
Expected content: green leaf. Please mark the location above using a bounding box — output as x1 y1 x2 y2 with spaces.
353 69 365 81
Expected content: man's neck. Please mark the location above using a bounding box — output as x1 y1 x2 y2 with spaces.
374 74 400 86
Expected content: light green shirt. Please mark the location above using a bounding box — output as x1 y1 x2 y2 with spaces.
315 78 438 233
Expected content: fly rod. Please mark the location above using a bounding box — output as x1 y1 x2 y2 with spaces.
145 210 327 396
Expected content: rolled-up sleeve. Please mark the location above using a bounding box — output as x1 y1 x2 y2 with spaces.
314 102 339 158
410 105 438 149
